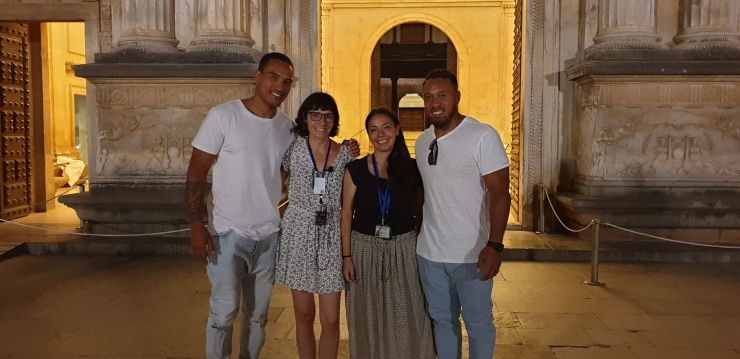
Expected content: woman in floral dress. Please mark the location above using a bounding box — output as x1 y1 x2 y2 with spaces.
276 92 354 359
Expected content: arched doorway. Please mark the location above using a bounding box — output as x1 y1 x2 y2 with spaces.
369 22 457 118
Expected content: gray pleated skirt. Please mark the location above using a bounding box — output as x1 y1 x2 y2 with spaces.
345 230 435 359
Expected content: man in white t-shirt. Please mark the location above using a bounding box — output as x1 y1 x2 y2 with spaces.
186 52 296 359
415 69 510 359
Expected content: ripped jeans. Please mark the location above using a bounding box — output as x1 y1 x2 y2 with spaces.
206 229 278 359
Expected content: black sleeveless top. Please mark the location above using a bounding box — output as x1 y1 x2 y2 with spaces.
346 156 419 236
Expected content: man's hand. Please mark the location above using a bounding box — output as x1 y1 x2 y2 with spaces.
476 246 502 281
343 258 358 284
191 224 215 264
342 139 361 157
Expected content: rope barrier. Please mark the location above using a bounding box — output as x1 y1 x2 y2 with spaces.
538 183 740 286
33 183 84 206
542 187 593 233
602 222 740 249
0 218 190 237
539 184 740 250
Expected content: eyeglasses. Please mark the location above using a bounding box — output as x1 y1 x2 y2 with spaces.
307 111 336 123
428 138 438 165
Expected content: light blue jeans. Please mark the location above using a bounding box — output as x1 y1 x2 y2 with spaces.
417 255 496 359
206 229 278 359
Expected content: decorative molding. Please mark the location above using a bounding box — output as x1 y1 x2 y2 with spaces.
303 0 314 98
524 0 545 225
95 82 254 108
99 0 113 52
509 0 522 221
575 80 740 108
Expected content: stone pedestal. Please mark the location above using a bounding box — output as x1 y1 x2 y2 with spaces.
561 61 740 242
62 63 257 235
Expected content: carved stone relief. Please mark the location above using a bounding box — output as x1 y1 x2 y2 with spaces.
577 107 740 182
93 82 254 180
96 115 201 177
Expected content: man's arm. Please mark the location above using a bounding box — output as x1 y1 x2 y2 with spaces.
341 139 361 157
477 167 510 280
186 148 217 264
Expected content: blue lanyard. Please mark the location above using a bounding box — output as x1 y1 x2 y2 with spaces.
372 154 391 225
307 139 331 177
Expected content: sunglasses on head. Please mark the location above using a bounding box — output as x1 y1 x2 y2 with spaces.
428 138 438 166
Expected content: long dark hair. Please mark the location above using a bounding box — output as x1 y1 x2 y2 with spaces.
293 92 340 137
365 108 421 193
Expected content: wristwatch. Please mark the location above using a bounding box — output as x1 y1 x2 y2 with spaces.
486 241 505 252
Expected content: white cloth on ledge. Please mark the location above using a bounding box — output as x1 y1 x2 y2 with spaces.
56 156 85 186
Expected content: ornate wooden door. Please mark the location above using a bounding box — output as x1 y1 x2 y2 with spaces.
0 23 32 220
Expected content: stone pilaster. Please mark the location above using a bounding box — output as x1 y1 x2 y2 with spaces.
589 0 662 49
674 0 740 49
187 0 259 55
117 0 178 53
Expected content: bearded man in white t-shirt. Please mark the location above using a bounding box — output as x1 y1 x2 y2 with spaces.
415 69 511 359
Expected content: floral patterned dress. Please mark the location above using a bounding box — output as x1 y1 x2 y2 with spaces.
275 137 353 293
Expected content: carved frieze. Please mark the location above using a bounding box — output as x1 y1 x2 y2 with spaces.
96 82 252 108
576 107 740 182
578 81 740 108
93 81 254 179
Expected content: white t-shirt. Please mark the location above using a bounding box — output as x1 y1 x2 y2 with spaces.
192 100 294 238
415 117 510 263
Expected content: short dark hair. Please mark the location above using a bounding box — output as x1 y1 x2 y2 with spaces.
294 92 340 138
423 69 458 90
258 52 293 72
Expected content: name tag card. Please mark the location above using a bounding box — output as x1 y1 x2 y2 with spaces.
313 176 326 195
375 224 391 240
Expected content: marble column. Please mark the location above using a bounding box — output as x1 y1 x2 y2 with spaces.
187 0 257 53
590 0 662 48
117 0 178 52
674 0 740 48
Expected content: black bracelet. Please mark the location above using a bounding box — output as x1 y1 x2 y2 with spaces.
486 241 505 252
342 254 352 259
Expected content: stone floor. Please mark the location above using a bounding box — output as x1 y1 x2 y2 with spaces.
1 255 740 359
1 189 740 358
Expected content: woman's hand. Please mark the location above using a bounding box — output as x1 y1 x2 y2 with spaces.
343 257 358 284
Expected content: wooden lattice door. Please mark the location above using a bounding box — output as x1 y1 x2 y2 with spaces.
0 23 32 220
509 0 523 223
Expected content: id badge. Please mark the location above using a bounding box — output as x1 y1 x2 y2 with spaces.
375 224 391 240
313 176 326 195
315 210 328 226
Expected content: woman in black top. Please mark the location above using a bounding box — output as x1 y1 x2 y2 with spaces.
340 108 434 359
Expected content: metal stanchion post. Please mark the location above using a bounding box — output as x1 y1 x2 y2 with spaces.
537 184 545 233
584 219 605 286
78 182 86 230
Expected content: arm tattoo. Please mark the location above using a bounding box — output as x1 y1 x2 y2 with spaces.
185 180 208 224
